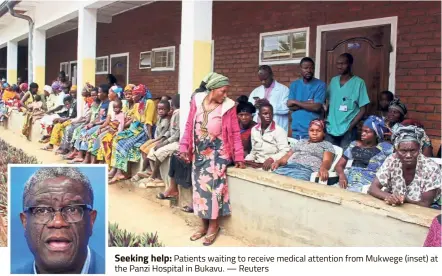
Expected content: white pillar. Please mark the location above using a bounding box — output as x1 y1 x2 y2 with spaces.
178 0 213 137
77 7 97 116
33 29 46 88
6 41 17 84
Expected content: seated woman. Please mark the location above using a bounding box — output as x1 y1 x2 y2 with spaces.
245 102 290 170
39 82 66 143
368 125 441 208
335 116 393 193
271 119 334 182
393 119 433 157
384 98 407 140
236 96 257 156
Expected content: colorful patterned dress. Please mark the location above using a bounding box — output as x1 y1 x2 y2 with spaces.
97 100 132 167
342 141 393 193
110 99 157 172
192 104 231 220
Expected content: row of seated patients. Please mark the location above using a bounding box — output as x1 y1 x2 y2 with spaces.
236 98 441 210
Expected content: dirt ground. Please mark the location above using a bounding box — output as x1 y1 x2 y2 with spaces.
0 129 247 247
108 183 247 247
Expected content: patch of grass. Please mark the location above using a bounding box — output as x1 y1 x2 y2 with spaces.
108 222 164 247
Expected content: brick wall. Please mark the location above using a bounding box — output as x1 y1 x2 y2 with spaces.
45 29 78 85
96 1 181 97
213 1 441 138
0 47 6 68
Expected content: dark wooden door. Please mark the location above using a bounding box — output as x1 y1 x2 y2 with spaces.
320 25 391 115
111 55 128 87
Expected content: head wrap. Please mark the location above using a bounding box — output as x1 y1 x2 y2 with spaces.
110 85 124 99
133 84 146 98
145 88 152 99
51 81 61 92
44 85 53 94
19 83 28 91
309 119 325 131
2 82 9 89
401 119 424 128
124 84 135 91
389 98 407 116
391 125 426 148
236 101 256 114
70 85 77 91
363 115 387 141
202 72 230 91
84 82 94 93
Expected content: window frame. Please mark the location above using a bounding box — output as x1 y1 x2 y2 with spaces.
109 52 130 84
151 46 175 72
259 27 310 65
139 51 152 70
95 56 109 75
60 62 69 74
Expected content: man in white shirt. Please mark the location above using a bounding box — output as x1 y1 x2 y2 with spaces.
245 102 291 171
249 65 290 131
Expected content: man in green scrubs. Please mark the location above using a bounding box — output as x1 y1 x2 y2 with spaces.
325 53 370 150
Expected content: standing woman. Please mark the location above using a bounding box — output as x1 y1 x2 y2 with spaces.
179 72 245 246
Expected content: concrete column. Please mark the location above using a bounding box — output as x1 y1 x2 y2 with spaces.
6 41 17 84
33 29 46 88
178 0 213 136
77 7 97 116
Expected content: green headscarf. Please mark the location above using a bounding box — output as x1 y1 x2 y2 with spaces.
202 72 230 91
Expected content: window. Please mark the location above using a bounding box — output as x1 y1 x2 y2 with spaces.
151 46 175 71
259 27 309 65
96 56 109 74
139 51 152 69
60 62 69 74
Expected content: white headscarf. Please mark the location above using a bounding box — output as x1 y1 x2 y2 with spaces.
44 85 53 94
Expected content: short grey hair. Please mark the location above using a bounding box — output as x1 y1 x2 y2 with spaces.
23 167 94 209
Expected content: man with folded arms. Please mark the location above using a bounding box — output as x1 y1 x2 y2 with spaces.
14 167 104 274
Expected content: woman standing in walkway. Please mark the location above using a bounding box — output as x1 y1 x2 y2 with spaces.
179 72 245 246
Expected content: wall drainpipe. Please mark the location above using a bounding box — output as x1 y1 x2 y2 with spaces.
7 1 34 83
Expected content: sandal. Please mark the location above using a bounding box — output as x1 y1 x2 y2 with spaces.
131 174 142 182
40 145 54 151
203 227 221 246
190 230 207 241
109 175 128 184
181 205 194 213
156 192 177 200
137 171 152 179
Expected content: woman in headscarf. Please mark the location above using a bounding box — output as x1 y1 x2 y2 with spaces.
38 82 67 142
97 84 135 167
368 125 441 208
392 119 433 157
335 116 393 193
385 98 407 136
108 84 157 182
82 85 122 163
236 96 256 156
19 83 28 99
271 119 335 182
58 85 99 156
179 72 245 246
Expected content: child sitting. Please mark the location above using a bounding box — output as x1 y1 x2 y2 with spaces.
136 95 180 186
135 100 171 186
28 95 45 122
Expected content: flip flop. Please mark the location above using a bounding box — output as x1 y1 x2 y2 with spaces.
40 146 54 151
156 192 178 200
203 227 221 246
190 230 207 241
181 205 194 213
137 171 152 179
131 174 142 182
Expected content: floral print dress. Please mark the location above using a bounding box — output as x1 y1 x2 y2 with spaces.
192 103 231 220
376 153 441 207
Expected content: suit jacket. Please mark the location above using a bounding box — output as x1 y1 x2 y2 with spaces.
12 249 105 274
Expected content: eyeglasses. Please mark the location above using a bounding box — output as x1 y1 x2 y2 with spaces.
23 204 92 224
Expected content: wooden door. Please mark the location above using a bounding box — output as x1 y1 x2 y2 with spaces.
110 55 128 87
320 25 391 115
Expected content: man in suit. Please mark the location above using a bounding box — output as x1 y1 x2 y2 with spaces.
13 167 104 274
